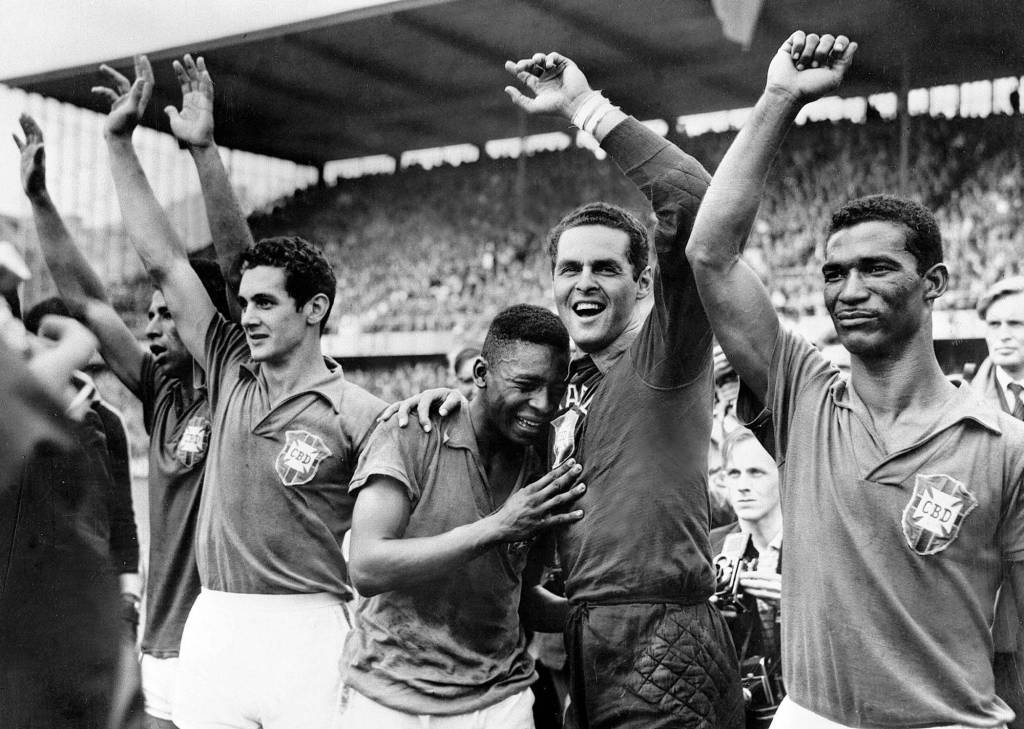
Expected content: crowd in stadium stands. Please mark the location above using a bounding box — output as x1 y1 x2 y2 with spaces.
243 113 1024 334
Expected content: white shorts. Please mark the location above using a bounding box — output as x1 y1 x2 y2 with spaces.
341 687 534 729
140 654 179 720
770 696 1007 729
172 589 351 729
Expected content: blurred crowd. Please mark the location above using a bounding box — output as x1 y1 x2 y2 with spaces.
235 114 1024 334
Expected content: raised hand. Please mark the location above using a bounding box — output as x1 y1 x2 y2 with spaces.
766 31 858 104
166 54 215 148
12 114 46 199
504 52 595 120
93 55 154 138
488 459 585 543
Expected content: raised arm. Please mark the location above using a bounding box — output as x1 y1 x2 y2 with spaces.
14 115 147 394
506 53 712 379
165 54 251 318
348 460 584 596
686 32 857 400
95 55 215 368
506 53 709 267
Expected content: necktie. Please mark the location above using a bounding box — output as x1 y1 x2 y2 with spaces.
1009 382 1024 421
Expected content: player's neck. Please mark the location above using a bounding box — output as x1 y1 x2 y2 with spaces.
589 309 647 373
259 338 330 403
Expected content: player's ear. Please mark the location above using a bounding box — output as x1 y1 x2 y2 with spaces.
304 292 331 326
473 356 488 388
635 265 653 300
922 263 948 302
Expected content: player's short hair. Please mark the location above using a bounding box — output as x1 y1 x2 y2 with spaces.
240 236 336 332
481 304 569 364
546 202 649 281
827 195 943 275
187 257 233 321
721 426 759 468
23 296 75 334
976 276 1024 319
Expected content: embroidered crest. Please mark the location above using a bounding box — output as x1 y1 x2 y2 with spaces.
551 407 581 465
901 473 978 555
275 430 332 486
175 415 210 467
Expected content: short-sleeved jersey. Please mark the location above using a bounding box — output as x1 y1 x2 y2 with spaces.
137 352 209 657
762 327 1024 727
343 410 541 715
549 117 714 604
197 314 385 595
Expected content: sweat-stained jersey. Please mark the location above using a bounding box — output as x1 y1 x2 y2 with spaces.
196 313 385 595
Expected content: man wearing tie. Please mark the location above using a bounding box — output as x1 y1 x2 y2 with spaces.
973 276 1024 728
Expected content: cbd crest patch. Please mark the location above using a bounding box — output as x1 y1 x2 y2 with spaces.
276 430 332 486
901 473 978 555
175 415 210 467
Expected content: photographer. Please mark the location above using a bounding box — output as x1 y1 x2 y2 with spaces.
711 426 783 726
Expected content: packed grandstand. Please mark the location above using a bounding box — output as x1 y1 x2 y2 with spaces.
54 109 1017 466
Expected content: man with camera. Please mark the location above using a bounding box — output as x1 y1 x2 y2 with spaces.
711 426 783 727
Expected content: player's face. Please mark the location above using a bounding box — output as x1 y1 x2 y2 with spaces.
454 358 477 401
552 225 647 354
481 341 568 445
145 290 191 375
822 221 930 358
725 438 780 525
985 292 1024 379
238 265 309 364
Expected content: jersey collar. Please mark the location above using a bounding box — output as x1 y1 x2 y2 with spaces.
830 376 1003 437
240 356 348 413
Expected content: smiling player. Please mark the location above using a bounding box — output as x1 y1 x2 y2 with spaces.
97 54 385 728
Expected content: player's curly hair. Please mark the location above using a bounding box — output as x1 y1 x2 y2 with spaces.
482 304 569 363
827 195 943 275
546 202 649 281
240 236 336 331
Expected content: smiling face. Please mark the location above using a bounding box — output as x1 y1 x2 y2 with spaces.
238 265 315 365
145 290 191 377
552 225 650 354
985 292 1024 380
478 340 568 446
821 220 936 359
725 436 780 526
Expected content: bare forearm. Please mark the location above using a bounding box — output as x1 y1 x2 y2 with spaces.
189 143 252 295
28 192 108 305
520 585 569 632
351 517 500 596
689 89 800 267
106 135 189 281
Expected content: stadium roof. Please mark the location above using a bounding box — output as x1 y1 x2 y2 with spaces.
6 0 1024 166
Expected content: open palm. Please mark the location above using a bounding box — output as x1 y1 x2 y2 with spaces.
166 55 215 148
